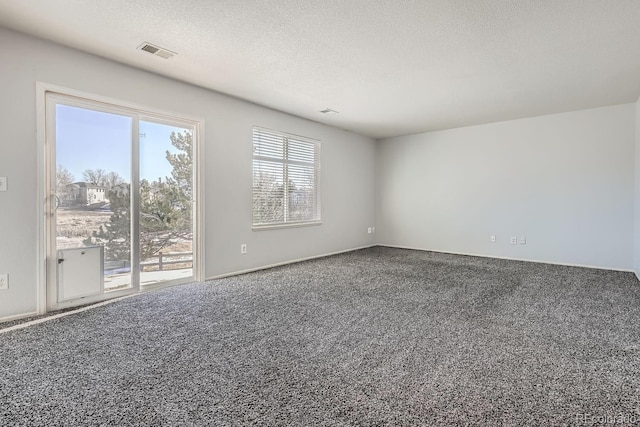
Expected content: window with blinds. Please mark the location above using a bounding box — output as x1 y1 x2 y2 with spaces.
252 127 321 228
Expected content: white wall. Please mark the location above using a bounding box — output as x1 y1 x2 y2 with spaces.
0 28 376 320
377 104 636 270
635 96 640 278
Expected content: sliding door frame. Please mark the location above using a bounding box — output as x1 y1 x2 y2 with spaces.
36 82 205 314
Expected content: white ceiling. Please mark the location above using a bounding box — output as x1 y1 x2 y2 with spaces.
1 0 640 139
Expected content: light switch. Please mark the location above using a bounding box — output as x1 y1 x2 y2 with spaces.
0 177 6 192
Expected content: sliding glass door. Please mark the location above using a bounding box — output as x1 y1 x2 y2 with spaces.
46 93 198 311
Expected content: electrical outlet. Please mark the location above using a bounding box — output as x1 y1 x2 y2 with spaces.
520 236 526 245
372 227 376 233
0 177 6 192
240 244 247 254
490 235 496 243
368 227 372 234
510 236 517 245
0 274 8 290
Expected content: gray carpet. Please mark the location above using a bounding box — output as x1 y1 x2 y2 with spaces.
1 247 640 426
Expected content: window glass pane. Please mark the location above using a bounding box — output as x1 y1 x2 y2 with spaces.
287 163 316 221
253 159 284 224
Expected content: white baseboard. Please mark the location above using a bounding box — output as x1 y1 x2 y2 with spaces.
205 244 377 280
377 244 635 274
0 311 39 324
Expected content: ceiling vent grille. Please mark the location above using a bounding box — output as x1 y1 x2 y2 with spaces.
137 42 176 60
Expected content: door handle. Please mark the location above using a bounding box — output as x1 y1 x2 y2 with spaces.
49 193 60 217
58 258 64 264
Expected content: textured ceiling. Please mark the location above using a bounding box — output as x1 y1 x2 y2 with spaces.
1 0 640 139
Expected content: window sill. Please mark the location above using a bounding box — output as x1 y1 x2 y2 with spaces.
252 221 322 231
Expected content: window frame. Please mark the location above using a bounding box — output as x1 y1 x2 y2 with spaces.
252 126 321 230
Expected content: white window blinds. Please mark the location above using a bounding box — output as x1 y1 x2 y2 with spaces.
252 127 321 227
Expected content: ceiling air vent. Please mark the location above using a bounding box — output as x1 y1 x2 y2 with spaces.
137 42 176 60
319 108 339 115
